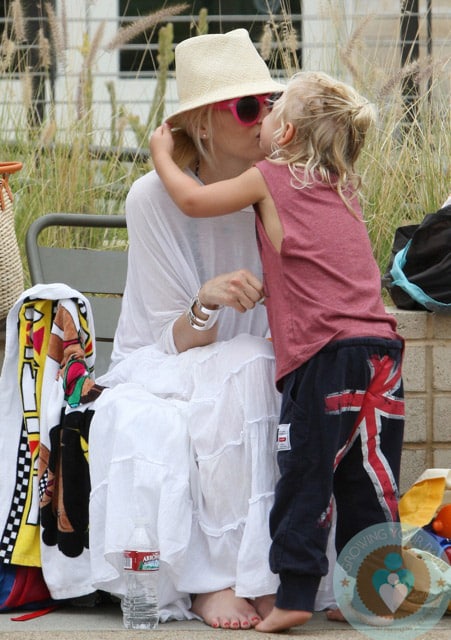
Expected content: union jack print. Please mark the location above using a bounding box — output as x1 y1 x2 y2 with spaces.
324 355 404 521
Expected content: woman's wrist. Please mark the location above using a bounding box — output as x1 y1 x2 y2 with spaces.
186 288 223 331
197 286 220 311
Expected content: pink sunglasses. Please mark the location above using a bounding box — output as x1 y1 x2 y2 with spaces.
213 92 282 127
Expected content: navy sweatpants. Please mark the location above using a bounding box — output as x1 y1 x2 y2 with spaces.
269 337 405 611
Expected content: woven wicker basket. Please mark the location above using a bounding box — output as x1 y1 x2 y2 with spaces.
0 162 24 321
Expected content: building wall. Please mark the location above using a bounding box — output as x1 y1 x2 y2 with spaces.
1 1 449 145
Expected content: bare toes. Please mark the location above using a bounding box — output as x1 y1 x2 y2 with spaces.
326 608 347 622
191 588 262 630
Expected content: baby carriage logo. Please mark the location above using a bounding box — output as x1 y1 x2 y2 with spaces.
333 522 451 640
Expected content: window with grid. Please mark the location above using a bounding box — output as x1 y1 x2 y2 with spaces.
119 1 302 76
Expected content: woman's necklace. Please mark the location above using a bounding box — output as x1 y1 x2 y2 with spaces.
194 159 204 183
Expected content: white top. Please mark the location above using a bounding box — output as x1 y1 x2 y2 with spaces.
111 169 269 363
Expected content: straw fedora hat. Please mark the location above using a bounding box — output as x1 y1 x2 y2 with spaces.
169 29 285 119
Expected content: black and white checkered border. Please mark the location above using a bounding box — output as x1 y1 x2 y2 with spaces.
0 421 31 562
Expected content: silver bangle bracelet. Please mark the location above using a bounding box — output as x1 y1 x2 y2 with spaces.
186 291 223 331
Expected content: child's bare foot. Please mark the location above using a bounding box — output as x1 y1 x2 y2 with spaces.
191 589 261 629
252 594 276 619
326 607 347 622
255 606 312 632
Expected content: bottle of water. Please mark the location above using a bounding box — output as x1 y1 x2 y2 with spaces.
121 520 159 630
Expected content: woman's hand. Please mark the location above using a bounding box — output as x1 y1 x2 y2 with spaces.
199 269 265 313
173 270 265 353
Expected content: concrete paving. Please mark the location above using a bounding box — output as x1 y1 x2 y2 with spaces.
0 605 450 640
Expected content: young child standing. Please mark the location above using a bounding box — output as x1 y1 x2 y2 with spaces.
150 71 405 633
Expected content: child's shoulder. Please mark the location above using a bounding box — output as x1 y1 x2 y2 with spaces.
255 158 289 173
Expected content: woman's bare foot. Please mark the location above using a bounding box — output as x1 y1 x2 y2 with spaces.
253 594 276 620
255 606 312 633
326 607 347 622
191 589 261 629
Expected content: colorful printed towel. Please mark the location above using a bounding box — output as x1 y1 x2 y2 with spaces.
0 284 101 602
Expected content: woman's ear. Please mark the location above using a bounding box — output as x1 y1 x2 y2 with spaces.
277 122 295 147
199 115 210 141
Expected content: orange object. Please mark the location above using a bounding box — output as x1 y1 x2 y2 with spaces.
432 504 451 538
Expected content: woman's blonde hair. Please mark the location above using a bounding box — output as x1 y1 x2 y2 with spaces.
167 107 215 171
270 71 377 214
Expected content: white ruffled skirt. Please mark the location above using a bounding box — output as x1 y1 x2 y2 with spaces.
88 334 335 620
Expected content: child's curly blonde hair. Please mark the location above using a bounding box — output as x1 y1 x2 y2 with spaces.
269 71 377 214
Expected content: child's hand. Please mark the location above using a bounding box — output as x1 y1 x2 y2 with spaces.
150 123 175 158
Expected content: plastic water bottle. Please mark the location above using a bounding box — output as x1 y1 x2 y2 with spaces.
121 520 159 630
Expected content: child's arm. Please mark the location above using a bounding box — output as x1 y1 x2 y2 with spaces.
150 123 266 217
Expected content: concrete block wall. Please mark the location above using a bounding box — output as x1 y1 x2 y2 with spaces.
0 310 450 494
391 307 451 493
0 322 4 373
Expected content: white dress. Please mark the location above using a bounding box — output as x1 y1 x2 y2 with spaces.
87 170 335 619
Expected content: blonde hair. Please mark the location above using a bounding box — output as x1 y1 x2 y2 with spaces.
168 107 216 171
270 71 376 214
